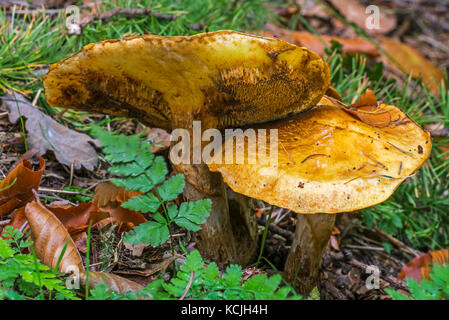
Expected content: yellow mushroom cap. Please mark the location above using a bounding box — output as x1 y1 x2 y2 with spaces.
43 31 330 130
208 98 431 213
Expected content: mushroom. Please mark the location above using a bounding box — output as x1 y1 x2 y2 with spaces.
43 31 331 266
208 94 431 294
43 31 431 295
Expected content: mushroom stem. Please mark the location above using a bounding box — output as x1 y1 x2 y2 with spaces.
180 163 257 266
283 213 336 296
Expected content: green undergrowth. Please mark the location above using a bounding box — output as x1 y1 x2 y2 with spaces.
89 127 303 300
91 126 212 250
90 250 303 300
387 263 449 300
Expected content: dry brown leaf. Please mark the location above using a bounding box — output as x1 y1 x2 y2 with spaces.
115 257 176 277
398 249 449 281
2 93 99 171
329 89 393 128
380 37 445 94
0 157 45 216
3 207 27 232
147 128 171 153
72 231 88 254
79 271 147 296
124 242 148 257
93 182 147 231
257 26 379 57
329 0 396 35
24 201 84 273
49 202 109 234
351 88 378 108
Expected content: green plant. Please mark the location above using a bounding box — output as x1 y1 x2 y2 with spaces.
91 127 211 250
89 250 302 300
0 226 78 300
387 263 449 300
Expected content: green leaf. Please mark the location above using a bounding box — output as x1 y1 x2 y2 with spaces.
111 174 155 193
0 238 15 258
122 193 161 213
180 250 204 273
152 213 167 225
157 174 185 202
109 161 151 177
174 199 211 231
167 204 178 220
124 221 169 246
223 265 242 287
147 156 168 186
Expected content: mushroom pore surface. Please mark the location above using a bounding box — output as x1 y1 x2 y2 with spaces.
43 31 331 131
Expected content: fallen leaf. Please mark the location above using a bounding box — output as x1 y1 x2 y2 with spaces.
24 201 85 273
124 242 148 257
0 157 45 216
380 37 445 94
260 25 379 57
72 232 88 253
79 271 148 296
398 249 449 281
147 128 171 153
4 207 27 231
24 200 147 297
93 182 147 231
114 257 175 277
330 235 340 251
2 93 99 171
49 202 109 235
351 88 378 108
328 88 393 128
329 0 396 35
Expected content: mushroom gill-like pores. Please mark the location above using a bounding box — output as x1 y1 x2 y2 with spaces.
208 96 431 294
43 31 330 266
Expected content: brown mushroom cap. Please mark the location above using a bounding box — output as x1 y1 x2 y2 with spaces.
208 98 431 213
43 31 330 130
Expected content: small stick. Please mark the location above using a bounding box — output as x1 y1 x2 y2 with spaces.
256 218 294 242
38 187 92 197
347 259 408 291
31 89 41 106
77 8 177 31
179 271 194 300
344 244 385 251
373 226 421 257
31 188 43 206
0 219 11 226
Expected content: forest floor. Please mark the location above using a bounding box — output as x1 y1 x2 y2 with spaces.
1 0 448 300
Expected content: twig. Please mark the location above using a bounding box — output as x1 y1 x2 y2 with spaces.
373 226 421 257
0 219 11 226
347 259 408 291
76 8 177 32
179 271 194 300
38 187 92 198
256 218 294 242
421 11 449 32
344 244 385 251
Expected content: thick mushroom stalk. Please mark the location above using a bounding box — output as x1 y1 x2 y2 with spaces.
208 96 431 294
43 31 330 266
